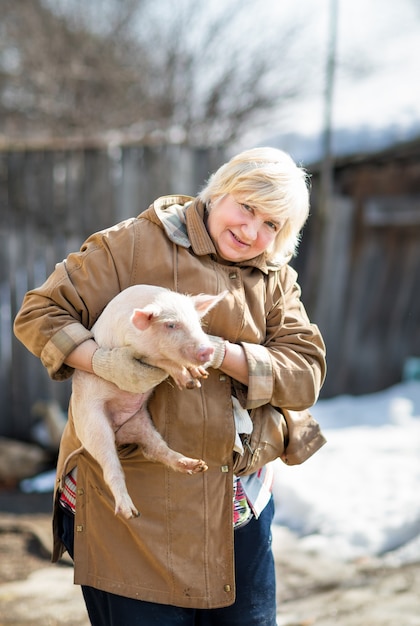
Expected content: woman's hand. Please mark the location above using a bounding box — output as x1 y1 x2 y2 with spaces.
207 336 249 386
92 347 168 393
65 339 168 394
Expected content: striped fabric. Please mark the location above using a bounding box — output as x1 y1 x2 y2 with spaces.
233 476 253 528
59 467 77 513
241 464 275 518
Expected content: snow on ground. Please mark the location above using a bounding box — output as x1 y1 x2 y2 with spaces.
272 380 420 564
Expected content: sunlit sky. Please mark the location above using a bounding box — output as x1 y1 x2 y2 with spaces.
255 0 420 139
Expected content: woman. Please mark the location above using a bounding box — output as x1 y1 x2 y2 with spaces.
14 147 326 625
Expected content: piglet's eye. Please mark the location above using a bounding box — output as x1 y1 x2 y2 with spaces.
165 322 177 330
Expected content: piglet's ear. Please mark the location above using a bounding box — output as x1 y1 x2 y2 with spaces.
192 290 228 318
131 305 161 331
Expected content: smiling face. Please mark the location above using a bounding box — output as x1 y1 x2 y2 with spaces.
206 194 280 262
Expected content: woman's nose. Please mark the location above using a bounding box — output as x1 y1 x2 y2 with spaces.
242 216 260 240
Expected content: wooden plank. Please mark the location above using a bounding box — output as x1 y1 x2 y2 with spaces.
364 196 420 226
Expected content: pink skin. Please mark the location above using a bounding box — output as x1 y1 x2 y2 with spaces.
206 194 281 262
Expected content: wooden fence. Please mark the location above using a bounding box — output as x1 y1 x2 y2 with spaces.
0 142 225 440
1 138 420 440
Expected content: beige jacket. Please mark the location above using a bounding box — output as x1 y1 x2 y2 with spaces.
14 196 326 609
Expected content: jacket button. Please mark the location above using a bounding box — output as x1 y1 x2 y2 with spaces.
77 488 84 496
76 525 84 532
220 465 229 473
229 272 237 279
224 584 231 592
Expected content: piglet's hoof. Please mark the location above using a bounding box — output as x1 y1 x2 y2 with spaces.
115 498 140 520
176 458 208 474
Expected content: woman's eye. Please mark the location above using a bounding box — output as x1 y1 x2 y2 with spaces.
265 221 278 232
241 203 253 213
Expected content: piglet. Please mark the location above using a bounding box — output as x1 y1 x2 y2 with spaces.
70 285 227 520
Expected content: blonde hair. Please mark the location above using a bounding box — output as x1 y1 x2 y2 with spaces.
199 147 310 263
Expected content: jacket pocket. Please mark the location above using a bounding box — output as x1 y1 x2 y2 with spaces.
232 405 327 476
232 404 288 476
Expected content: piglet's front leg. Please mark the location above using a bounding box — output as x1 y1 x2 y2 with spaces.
164 364 208 389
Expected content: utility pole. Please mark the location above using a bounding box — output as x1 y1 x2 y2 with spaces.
305 0 339 315
313 0 352 351
319 0 339 223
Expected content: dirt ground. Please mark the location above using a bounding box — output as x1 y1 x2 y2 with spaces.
0 490 419 626
0 489 88 626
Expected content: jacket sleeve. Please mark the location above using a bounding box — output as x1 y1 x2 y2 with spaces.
241 265 326 411
13 219 138 380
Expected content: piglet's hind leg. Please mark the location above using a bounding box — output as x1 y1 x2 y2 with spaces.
75 408 140 520
116 408 208 474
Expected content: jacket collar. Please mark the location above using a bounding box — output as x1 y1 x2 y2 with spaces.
152 195 281 274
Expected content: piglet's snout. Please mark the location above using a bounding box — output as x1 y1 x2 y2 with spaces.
197 345 214 363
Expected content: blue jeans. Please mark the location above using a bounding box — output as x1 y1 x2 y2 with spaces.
59 497 277 626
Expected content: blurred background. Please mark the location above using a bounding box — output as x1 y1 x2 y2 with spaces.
0 0 419 561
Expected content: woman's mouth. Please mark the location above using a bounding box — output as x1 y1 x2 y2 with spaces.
230 231 249 247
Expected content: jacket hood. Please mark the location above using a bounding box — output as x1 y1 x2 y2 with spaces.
153 195 194 249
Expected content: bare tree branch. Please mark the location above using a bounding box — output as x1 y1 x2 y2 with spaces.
0 0 310 146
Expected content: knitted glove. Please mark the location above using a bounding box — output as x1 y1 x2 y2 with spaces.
92 346 168 394
207 335 227 369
